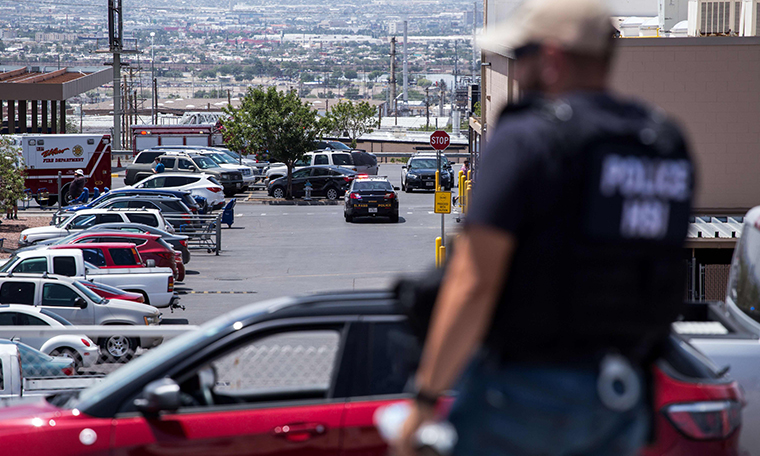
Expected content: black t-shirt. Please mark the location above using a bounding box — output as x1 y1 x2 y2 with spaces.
467 92 694 361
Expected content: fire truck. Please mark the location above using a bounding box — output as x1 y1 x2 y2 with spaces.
5 134 112 206
131 124 224 154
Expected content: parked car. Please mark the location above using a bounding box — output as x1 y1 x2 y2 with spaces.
19 223 191 265
267 166 357 200
78 280 145 304
57 188 201 215
20 208 174 246
127 150 243 197
92 195 195 230
49 243 146 270
0 274 162 362
0 248 179 309
143 145 261 169
129 173 225 210
413 151 457 185
0 291 741 455
265 151 357 181
196 150 257 190
0 304 98 371
401 155 453 192
344 177 399 223
6 339 76 377
55 233 181 280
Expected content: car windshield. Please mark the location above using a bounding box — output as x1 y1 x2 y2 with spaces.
55 214 75 228
40 309 74 325
15 341 55 362
328 142 351 150
409 159 438 170
72 281 106 304
0 255 19 272
192 157 219 169
209 153 237 165
354 181 393 191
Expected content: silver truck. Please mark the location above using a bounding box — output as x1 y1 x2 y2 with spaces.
675 206 760 454
0 343 103 401
0 248 180 309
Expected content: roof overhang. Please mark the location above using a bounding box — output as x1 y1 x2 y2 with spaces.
0 67 112 100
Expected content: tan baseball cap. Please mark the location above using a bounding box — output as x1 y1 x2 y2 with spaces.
479 0 616 57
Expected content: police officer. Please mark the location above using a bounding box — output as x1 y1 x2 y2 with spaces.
394 0 694 455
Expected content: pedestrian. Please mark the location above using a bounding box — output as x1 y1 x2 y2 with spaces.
152 157 165 174
68 169 87 203
393 0 694 455
460 159 469 178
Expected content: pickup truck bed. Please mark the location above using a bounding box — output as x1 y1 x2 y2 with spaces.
675 300 760 455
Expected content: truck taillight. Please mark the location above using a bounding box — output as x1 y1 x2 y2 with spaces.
664 400 742 440
168 276 174 292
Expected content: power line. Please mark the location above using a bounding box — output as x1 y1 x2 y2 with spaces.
7 0 203 12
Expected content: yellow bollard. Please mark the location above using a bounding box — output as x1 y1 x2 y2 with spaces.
435 236 442 268
465 181 472 214
439 245 446 266
435 170 440 192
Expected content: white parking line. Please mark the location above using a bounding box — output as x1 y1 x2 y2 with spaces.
282 213 289 216
260 213 266 216
407 212 413 215
428 211 434 215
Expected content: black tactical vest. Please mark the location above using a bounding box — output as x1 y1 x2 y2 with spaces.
485 95 694 363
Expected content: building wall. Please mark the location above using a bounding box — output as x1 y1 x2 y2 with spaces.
482 37 760 212
611 37 760 211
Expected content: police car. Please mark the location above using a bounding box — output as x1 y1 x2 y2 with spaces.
344 177 399 223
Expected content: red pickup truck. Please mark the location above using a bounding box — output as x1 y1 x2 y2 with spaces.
49 243 145 269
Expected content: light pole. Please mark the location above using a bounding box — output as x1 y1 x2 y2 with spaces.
150 32 155 124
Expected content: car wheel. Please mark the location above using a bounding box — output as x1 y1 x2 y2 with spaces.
390 212 399 223
326 187 339 201
100 336 136 363
345 212 353 223
50 348 82 373
224 190 237 198
272 186 285 199
405 183 412 193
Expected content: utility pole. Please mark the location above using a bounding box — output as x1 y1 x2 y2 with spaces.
389 37 396 117
402 20 408 108
150 32 155 124
109 0 123 149
439 80 445 117
472 1 478 81
425 86 430 129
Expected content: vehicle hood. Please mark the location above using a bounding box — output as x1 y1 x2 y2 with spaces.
406 168 438 175
101 298 159 316
0 396 62 420
21 226 66 239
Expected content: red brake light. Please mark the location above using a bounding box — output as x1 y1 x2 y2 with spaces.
207 187 222 193
81 338 91 347
664 400 742 439
137 295 145 303
357 174 369 178
343 176 355 183
384 192 395 199
180 240 188 247
62 367 74 376
350 192 361 200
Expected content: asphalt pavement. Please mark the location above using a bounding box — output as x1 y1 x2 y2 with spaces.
123 163 465 325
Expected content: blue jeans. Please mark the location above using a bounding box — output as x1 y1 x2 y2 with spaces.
448 356 649 456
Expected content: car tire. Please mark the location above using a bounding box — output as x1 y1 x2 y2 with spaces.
390 212 399 223
272 186 285 199
345 213 353 223
326 187 339 201
100 336 136 363
50 348 83 374
405 183 412 193
224 190 237 198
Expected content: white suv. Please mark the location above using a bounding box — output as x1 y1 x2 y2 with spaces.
131 172 226 210
195 151 257 190
20 208 173 246
265 150 357 181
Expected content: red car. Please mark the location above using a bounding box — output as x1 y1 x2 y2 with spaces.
61 232 180 280
0 292 742 456
78 280 145 303
49 243 145 269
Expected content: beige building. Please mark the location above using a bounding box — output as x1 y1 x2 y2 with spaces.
478 36 760 213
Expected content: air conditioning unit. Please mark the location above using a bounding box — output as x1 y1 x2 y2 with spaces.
660 0 689 32
687 0 741 35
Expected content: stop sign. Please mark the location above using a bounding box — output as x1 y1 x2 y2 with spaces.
430 130 450 151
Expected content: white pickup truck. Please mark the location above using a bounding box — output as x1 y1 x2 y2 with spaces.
0 249 180 309
0 344 103 401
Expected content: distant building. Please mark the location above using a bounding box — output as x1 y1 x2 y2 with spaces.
34 32 77 43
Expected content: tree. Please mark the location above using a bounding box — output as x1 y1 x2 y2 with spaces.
344 69 357 80
324 100 378 148
221 86 322 199
0 137 25 213
368 70 383 82
416 77 432 88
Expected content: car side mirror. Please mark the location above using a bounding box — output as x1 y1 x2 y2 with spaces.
74 297 87 308
145 259 156 268
393 186 400 191
188 166 197 172
134 378 181 416
401 165 406 169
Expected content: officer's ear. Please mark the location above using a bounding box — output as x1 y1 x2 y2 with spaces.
539 44 563 87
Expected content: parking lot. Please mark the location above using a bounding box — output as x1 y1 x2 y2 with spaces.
120 163 463 324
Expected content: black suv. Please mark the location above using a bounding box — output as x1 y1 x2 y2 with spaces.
267 166 356 200
344 177 399 223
